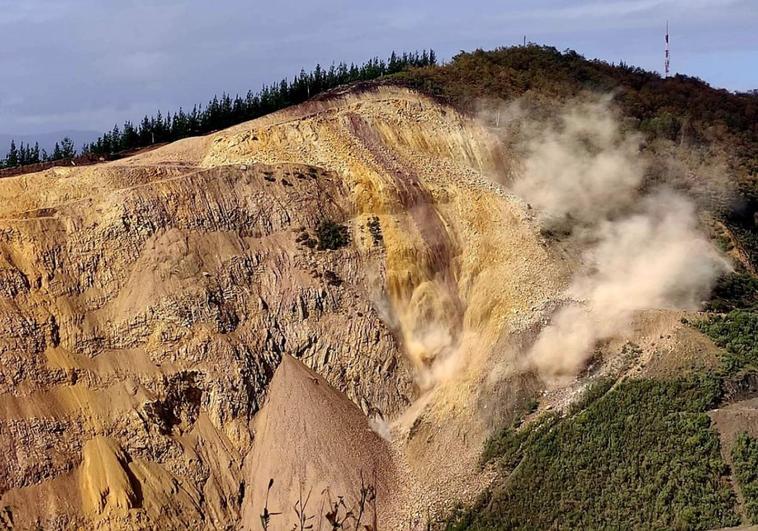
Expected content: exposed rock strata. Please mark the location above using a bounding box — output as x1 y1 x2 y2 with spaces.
0 87 568 529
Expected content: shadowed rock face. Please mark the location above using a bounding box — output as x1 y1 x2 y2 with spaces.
0 86 568 529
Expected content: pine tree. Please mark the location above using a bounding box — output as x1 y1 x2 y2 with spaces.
6 140 18 166
17 142 27 165
122 121 138 150
110 124 121 153
60 137 75 158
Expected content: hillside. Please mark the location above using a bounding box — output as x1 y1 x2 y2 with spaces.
392 45 758 265
391 46 758 530
0 46 756 530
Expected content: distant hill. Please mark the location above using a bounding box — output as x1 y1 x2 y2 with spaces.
0 130 100 157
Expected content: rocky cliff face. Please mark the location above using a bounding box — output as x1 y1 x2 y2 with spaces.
0 87 569 529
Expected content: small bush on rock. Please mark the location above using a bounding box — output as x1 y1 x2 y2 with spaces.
316 220 349 250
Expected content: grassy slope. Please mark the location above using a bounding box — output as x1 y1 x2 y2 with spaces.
699 311 758 372
700 309 758 524
443 306 758 530
449 378 738 530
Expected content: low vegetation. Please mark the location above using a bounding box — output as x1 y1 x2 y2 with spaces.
479 413 557 471
706 273 758 313
367 216 383 246
730 224 758 268
732 433 758 524
323 270 343 287
296 221 350 251
457 270 758 529
392 45 756 152
450 378 738 530
697 310 758 376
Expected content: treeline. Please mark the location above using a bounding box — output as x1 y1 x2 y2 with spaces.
1 49 435 169
1 137 76 168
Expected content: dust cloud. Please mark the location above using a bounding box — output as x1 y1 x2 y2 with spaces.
368 414 392 441
491 97 730 382
510 98 645 229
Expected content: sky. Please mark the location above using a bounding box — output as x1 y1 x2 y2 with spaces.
0 0 755 137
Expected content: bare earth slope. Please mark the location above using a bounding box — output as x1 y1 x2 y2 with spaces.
0 86 574 529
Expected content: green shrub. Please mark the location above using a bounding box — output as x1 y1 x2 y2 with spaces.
367 216 383 246
323 270 342 287
640 111 682 141
732 433 758 523
525 397 539 414
480 427 523 471
295 230 317 249
567 378 614 415
480 413 558 470
316 220 350 250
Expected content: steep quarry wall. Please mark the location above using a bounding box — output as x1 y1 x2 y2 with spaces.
0 86 570 529
202 88 569 383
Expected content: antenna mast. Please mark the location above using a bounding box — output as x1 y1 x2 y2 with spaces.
664 21 670 77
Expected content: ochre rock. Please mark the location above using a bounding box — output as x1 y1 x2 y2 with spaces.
0 87 568 529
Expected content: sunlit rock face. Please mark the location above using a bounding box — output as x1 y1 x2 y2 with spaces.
0 86 567 529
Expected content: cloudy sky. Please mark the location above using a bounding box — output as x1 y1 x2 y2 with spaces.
0 0 755 137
